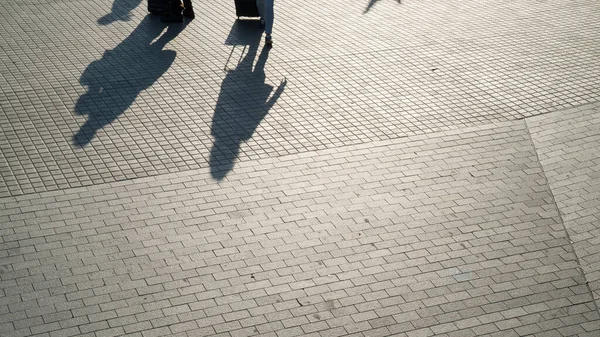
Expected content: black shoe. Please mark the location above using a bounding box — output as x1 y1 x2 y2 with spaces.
162 14 183 22
265 34 273 46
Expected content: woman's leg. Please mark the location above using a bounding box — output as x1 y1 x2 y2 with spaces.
263 0 274 35
182 0 194 18
256 0 265 21
162 0 183 22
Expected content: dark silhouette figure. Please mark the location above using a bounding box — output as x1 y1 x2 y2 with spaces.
73 16 187 147
209 22 286 180
363 0 401 14
98 0 143 25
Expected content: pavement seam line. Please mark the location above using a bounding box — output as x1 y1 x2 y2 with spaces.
2 100 598 200
523 114 600 316
1 118 519 200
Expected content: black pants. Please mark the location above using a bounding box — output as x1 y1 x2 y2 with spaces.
166 0 192 15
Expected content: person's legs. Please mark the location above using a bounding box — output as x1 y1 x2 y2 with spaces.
162 0 183 22
263 0 274 36
262 0 273 45
182 0 194 18
256 0 265 20
256 0 265 29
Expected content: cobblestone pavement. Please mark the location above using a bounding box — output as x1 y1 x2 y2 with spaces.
1 0 600 336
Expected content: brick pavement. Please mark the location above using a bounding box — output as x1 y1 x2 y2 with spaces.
1 0 600 336
1 0 600 196
2 117 600 337
528 103 600 311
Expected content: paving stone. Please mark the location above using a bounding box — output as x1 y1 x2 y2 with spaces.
1 0 600 196
2 0 600 336
528 102 600 309
2 118 600 336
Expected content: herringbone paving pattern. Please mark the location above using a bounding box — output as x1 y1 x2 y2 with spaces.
2 118 600 337
529 103 600 311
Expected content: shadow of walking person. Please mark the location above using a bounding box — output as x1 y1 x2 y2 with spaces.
98 0 143 25
209 22 286 181
74 15 187 147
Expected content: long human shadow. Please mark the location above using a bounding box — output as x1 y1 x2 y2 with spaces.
209 21 287 180
98 0 143 25
73 16 187 147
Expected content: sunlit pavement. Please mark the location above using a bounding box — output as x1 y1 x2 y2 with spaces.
1 0 599 336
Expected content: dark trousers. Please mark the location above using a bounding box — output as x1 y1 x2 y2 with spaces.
166 0 192 15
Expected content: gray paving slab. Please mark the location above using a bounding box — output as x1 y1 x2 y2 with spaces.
1 0 600 196
2 0 600 336
528 102 600 311
1 120 600 337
